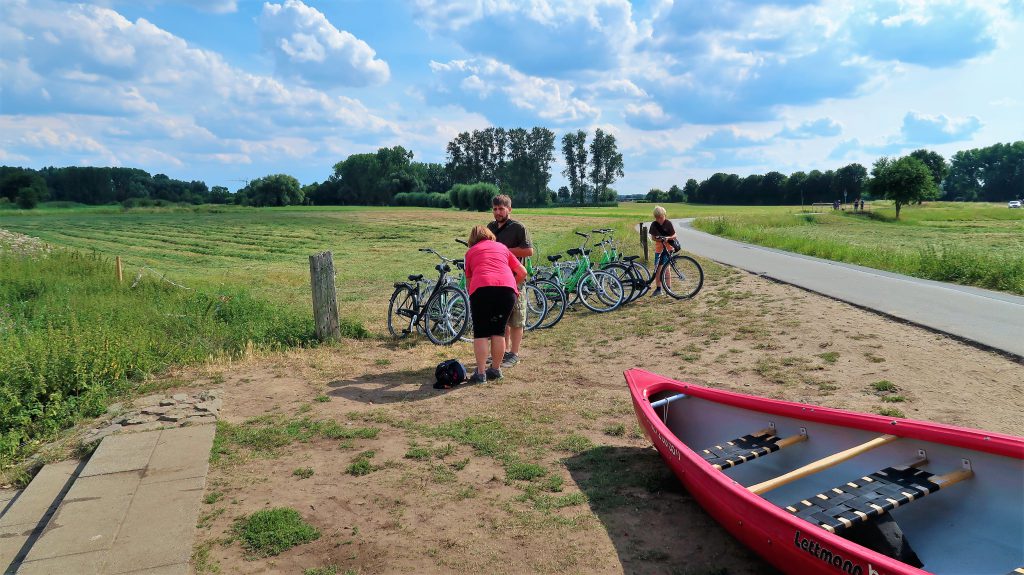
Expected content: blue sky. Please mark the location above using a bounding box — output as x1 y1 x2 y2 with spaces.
1 0 1022 194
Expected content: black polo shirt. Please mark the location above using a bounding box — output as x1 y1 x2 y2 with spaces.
487 218 532 261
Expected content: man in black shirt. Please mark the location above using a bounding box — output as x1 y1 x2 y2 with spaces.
487 194 533 368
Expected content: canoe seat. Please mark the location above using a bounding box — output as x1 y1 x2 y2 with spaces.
700 428 806 470
785 465 973 535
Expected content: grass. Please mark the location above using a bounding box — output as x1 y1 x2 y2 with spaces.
233 507 320 557
0 248 323 466
293 467 314 479
693 202 1024 294
210 416 380 464
876 407 906 418
871 380 897 392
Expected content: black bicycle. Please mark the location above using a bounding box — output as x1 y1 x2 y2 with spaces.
387 248 470 345
645 236 704 299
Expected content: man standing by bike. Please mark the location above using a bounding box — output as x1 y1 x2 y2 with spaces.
487 194 533 368
648 206 676 296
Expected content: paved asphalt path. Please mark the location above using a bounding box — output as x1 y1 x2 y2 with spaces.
670 219 1024 359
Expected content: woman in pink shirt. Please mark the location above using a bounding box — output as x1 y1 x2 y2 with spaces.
464 224 527 384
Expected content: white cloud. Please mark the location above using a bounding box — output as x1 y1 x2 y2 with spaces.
778 117 843 139
899 111 982 144
259 0 390 88
428 58 599 124
413 0 639 77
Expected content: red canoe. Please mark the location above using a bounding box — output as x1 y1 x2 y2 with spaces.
625 368 1024 575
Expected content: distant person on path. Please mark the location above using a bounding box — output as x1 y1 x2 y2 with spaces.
464 225 527 384
487 194 533 369
648 206 677 296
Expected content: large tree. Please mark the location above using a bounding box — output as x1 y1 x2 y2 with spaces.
832 163 868 203
237 174 303 207
561 130 589 205
869 156 936 219
588 128 624 202
909 149 948 190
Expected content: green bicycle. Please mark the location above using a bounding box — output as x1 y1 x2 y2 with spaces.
537 231 624 313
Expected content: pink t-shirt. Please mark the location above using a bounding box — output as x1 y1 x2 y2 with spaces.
465 239 521 296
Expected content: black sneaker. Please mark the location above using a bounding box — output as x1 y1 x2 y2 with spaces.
485 367 503 381
500 352 519 369
651 288 663 297
468 372 487 385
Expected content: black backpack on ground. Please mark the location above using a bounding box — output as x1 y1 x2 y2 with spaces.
434 359 467 389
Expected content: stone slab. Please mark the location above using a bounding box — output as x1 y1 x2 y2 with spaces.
0 461 78 528
16 549 107 575
0 489 18 517
79 432 160 478
21 473 138 561
1 521 36 572
103 476 205 574
141 425 215 486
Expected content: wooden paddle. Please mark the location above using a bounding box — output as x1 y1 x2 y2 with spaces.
749 434 899 495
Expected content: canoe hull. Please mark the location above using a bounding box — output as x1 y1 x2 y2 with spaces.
625 368 1024 575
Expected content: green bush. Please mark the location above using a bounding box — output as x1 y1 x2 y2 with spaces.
0 249 336 464
233 507 320 557
447 183 499 211
392 192 451 208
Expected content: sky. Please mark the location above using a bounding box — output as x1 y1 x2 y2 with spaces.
1 0 1022 195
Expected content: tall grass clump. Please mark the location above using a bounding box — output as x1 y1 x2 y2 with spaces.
0 248 345 465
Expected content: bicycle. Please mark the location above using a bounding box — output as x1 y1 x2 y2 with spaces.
645 236 704 300
386 248 470 345
536 232 624 313
591 228 648 304
524 255 567 329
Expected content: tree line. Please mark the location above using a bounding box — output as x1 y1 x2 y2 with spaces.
646 142 1023 207
2 140 1018 211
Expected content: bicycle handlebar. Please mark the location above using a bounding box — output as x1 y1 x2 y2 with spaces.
454 238 468 246
574 231 589 238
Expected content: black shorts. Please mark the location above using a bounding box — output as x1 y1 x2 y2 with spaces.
469 286 516 339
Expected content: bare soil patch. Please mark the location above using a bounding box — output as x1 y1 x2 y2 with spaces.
187 261 1022 574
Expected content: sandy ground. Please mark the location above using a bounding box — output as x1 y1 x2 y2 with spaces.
185 261 1023 574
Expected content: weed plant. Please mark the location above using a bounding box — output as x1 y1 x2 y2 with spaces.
0 249 321 465
233 507 320 557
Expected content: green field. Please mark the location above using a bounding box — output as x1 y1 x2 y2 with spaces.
692 202 1024 294
3 200 1020 466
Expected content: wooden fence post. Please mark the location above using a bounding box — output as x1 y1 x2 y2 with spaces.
115 256 123 283
639 224 648 263
309 251 341 341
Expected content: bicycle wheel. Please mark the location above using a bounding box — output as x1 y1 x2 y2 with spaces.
387 286 417 338
629 261 653 300
603 262 638 305
533 278 566 329
577 270 623 313
424 286 469 345
662 255 705 300
521 283 548 331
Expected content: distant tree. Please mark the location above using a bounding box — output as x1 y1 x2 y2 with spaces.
761 171 787 204
557 185 570 202
646 188 668 202
909 149 948 190
786 171 808 205
561 130 589 204
667 184 685 203
588 129 624 202
238 174 303 207
944 141 1023 201
682 179 699 203
209 185 232 204
833 163 868 203
869 156 936 219
1 168 49 205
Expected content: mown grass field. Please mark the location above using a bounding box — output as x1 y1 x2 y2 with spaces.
693 201 1024 294
2 200 1020 468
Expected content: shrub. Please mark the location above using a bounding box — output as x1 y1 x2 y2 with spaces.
447 183 499 211
233 508 320 557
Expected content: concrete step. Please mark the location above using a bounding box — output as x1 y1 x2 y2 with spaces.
1 460 82 575
15 424 216 575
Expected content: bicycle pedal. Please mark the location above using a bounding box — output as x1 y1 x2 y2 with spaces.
401 328 411 335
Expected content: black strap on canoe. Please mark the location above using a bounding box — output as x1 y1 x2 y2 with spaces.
699 431 782 470
785 466 944 535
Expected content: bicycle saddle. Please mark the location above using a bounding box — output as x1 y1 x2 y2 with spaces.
547 254 562 262
623 255 640 262
567 248 582 256
407 274 424 282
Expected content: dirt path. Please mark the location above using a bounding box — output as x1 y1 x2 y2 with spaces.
188 261 1023 574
